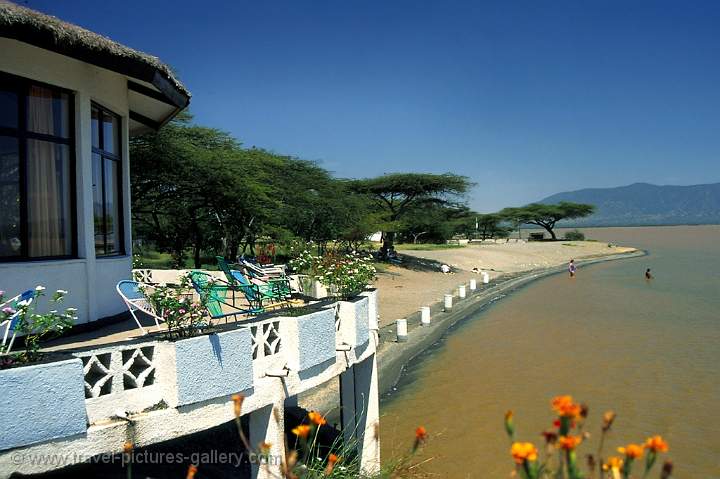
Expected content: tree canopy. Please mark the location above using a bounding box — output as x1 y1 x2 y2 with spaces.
499 202 595 240
350 173 471 251
130 114 379 266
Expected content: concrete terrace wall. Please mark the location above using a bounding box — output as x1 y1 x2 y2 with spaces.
174 328 254 406
0 38 132 323
0 299 380 478
0 359 87 451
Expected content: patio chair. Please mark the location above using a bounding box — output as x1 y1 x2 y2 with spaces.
217 256 291 302
238 256 287 280
116 280 165 335
0 289 35 354
187 271 264 322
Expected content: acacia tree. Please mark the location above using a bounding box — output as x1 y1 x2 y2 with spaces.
500 202 595 240
351 173 471 253
453 213 510 240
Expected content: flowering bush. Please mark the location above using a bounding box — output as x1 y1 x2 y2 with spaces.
0 286 76 363
289 247 320 277
505 395 672 479
290 249 376 300
142 277 206 339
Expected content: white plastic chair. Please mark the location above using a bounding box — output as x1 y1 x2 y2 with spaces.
116 280 164 334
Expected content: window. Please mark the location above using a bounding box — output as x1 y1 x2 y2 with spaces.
92 104 123 256
0 73 75 260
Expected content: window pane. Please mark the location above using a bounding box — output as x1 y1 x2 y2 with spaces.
91 107 100 148
102 113 119 154
0 137 21 257
92 153 105 255
27 86 70 138
104 159 121 254
26 140 72 257
0 89 18 128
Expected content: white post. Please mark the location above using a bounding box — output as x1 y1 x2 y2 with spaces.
458 284 466 299
396 319 408 342
340 355 381 474
420 306 431 325
248 402 286 479
469 278 477 290
482 271 490 284
444 294 453 310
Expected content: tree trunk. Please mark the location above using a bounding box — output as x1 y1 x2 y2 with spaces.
381 231 396 255
193 244 201 269
540 224 557 240
228 242 239 262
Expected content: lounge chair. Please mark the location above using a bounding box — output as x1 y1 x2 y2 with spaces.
188 271 264 322
217 256 291 302
238 256 287 280
116 280 165 334
0 289 35 354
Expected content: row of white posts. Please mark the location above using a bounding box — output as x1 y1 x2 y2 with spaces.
396 271 490 342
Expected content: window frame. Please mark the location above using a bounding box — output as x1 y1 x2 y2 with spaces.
0 71 77 262
91 102 125 257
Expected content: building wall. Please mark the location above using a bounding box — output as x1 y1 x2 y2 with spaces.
0 38 133 323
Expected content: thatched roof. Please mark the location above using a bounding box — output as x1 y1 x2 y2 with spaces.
0 0 190 110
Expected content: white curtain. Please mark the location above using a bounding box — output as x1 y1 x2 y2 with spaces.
27 86 67 256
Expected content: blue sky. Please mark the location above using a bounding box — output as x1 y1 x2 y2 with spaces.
28 0 720 212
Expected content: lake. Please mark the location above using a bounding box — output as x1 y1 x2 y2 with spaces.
380 225 720 478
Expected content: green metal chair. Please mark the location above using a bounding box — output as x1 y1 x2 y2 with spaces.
188 271 264 321
216 256 291 303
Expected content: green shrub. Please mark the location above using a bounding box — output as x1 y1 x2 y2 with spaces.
564 230 585 241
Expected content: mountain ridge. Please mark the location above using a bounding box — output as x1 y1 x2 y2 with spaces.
539 182 720 226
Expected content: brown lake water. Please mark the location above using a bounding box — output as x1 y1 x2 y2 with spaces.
380 226 720 478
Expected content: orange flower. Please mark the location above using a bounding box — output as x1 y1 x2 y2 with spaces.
602 456 623 471
558 435 582 450
413 426 428 452
123 441 133 454
504 410 515 437
186 464 198 479
232 394 245 417
511 442 538 464
259 441 272 454
324 453 340 475
308 411 327 426
602 411 616 431
645 435 669 453
292 424 312 439
551 395 582 419
618 443 644 459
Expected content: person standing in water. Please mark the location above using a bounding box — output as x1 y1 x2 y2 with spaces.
568 259 577 277
645 268 653 280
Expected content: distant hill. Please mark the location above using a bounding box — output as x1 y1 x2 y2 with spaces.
539 182 720 226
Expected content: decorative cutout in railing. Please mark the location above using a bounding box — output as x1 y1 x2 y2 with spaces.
250 321 282 360
78 346 156 399
132 269 153 283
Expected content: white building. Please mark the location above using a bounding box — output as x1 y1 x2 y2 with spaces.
0 2 190 324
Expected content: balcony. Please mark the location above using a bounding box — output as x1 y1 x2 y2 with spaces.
0 271 380 477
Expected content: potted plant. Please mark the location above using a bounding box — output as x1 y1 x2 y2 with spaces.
0 287 86 451
315 251 376 349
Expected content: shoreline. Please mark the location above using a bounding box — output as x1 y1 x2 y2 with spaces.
375 248 647 398
300 247 646 418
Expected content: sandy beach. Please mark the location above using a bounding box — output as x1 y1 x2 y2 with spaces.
375 240 636 327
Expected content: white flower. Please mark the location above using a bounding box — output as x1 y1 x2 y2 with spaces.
35 285 46 292
56 289 68 295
